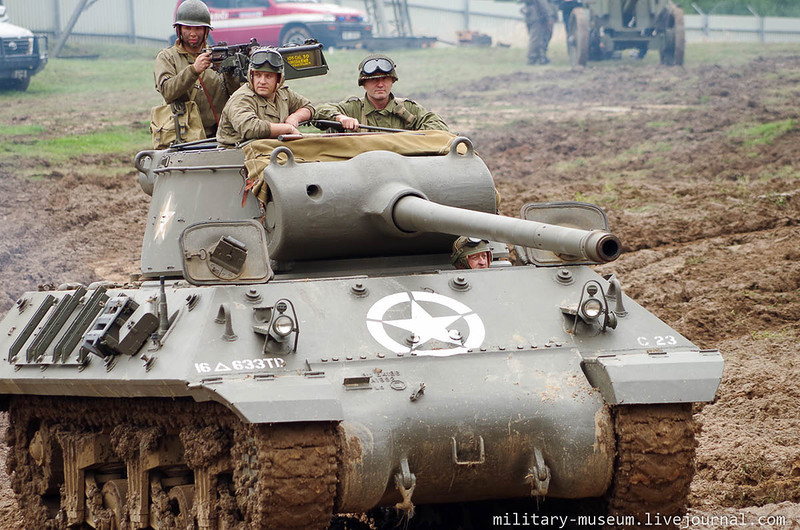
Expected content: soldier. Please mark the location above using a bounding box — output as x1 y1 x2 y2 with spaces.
153 0 239 139
521 0 556 65
216 47 314 146
314 54 449 132
451 237 492 270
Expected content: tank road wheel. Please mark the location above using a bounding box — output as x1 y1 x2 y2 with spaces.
280 24 313 46
231 422 338 529
608 404 696 526
567 8 590 67
659 5 685 66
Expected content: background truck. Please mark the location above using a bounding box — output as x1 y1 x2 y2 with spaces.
0 0 47 91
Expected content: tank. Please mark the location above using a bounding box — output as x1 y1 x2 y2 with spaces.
558 0 685 66
0 131 722 529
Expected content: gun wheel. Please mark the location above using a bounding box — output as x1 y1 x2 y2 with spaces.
659 5 685 66
608 404 696 527
567 8 590 67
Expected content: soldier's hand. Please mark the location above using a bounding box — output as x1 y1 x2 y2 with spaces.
194 52 212 74
285 115 302 129
337 115 360 131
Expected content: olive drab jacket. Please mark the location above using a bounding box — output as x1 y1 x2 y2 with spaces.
315 94 449 131
216 83 314 147
153 43 239 138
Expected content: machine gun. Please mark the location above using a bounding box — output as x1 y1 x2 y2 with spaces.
208 39 329 82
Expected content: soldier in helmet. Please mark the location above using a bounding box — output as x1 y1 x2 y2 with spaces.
216 46 314 146
451 237 492 270
521 0 557 65
154 0 240 138
314 54 449 132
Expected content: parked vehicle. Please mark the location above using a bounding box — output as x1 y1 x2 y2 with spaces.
0 0 48 91
174 0 372 48
559 0 685 66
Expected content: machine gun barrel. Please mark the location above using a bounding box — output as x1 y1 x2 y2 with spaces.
393 195 621 263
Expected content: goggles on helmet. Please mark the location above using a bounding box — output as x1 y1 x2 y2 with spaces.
251 49 283 70
464 237 489 247
361 57 394 76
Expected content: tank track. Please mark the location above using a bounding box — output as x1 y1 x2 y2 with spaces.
5 396 338 529
608 404 696 527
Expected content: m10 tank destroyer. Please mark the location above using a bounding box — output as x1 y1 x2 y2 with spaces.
0 129 722 528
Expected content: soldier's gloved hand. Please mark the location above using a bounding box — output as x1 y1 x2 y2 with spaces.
337 115 360 131
193 51 212 74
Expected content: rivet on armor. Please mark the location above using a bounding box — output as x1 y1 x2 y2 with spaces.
406 333 420 345
245 288 262 303
449 329 463 341
351 282 368 296
378 352 385 358
449 276 471 291
556 268 574 285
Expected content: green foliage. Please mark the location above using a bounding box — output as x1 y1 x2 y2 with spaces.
728 119 796 146
675 0 800 16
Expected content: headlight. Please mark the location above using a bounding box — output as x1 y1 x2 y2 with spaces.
272 315 294 338
581 298 603 319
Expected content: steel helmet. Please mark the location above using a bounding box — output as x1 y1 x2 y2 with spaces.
358 54 398 86
451 237 492 269
174 0 212 29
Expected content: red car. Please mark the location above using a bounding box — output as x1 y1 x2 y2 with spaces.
174 0 371 48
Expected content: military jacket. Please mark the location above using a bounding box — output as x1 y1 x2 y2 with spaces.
315 94 449 131
216 83 314 146
153 43 240 138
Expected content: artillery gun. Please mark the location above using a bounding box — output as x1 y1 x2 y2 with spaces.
0 129 721 528
559 0 685 66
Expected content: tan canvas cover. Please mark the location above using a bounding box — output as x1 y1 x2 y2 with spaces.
242 130 467 202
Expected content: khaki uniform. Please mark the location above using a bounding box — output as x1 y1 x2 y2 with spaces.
522 0 555 65
216 83 314 146
315 94 449 131
154 43 239 138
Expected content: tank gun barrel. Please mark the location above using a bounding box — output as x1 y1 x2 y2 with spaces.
393 196 621 263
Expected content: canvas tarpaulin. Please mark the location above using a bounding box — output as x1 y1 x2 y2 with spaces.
242 130 468 203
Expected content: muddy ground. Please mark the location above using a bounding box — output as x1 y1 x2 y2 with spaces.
0 51 799 528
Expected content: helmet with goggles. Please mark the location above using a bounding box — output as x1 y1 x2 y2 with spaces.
357 54 398 86
249 47 284 74
451 237 492 269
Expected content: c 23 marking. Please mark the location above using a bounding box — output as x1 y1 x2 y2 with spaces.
637 336 678 347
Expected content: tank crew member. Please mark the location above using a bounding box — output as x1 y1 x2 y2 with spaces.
153 0 240 138
314 54 450 132
451 237 492 270
216 47 314 147
521 0 556 65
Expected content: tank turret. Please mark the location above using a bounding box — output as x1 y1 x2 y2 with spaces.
136 135 619 272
